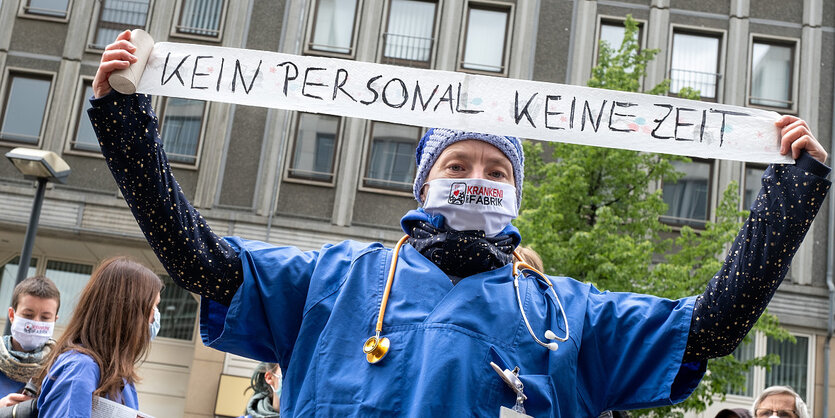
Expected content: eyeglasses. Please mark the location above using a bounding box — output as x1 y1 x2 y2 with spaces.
755 409 797 418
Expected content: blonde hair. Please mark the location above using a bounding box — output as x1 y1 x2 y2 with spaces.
516 246 544 272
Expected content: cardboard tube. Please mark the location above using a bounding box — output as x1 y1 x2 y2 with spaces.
109 29 155 95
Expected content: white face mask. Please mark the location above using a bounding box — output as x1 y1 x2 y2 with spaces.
422 178 518 237
11 316 54 351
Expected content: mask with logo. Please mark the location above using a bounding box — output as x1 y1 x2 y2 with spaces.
421 178 518 236
10 315 54 351
149 306 161 341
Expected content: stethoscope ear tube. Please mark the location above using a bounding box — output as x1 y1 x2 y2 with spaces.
512 258 570 351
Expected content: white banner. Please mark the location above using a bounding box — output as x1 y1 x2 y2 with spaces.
135 42 791 164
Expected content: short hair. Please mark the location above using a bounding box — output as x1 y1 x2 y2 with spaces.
11 275 61 314
751 386 808 418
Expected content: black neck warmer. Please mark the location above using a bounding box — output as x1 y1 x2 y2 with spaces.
407 221 515 283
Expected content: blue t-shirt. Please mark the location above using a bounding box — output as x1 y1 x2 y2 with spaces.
37 350 138 417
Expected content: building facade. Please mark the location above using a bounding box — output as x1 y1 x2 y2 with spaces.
0 0 832 416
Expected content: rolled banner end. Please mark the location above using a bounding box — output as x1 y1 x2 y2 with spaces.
110 29 155 95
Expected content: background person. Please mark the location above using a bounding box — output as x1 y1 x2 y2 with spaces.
0 276 60 407
86 30 831 416
33 256 162 416
241 362 281 418
751 386 808 418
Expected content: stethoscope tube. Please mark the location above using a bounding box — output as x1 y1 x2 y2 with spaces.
512 259 570 351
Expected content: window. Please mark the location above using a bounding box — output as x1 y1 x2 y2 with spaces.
91 0 151 50
159 97 206 165
670 31 722 100
728 340 755 397
364 122 420 192
45 260 93 327
661 160 711 227
726 332 813 404
0 257 39 321
596 19 644 70
743 164 766 210
71 82 99 152
158 275 198 340
288 113 340 182
460 4 511 74
308 0 360 55
22 0 70 18
0 73 52 144
382 0 437 68
174 0 225 38
750 40 794 109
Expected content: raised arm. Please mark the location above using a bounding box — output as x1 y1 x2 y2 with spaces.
684 116 831 362
90 31 242 306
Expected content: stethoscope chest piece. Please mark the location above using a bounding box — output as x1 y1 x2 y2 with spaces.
363 335 390 364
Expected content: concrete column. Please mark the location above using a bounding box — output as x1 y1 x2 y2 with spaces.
568 0 597 86
331 118 365 227
434 0 465 72
509 0 540 80
644 0 670 91
791 0 824 285
41 60 80 153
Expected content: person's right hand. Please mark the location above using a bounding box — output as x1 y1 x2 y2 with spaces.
93 30 138 99
0 393 32 407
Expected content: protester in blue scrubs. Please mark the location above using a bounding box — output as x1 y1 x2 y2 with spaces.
34 257 162 416
89 31 831 416
0 276 60 407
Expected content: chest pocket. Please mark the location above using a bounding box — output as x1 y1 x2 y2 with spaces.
486 346 560 417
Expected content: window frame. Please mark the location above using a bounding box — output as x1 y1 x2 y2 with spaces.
378 0 441 69
155 274 199 342
64 77 105 157
593 16 647 68
169 0 228 42
283 112 344 187
86 0 155 53
659 158 715 229
741 162 767 211
153 96 210 170
723 331 816 415
747 35 799 113
304 0 365 59
358 120 423 197
667 25 726 102
17 0 73 23
457 0 515 77
0 68 56 148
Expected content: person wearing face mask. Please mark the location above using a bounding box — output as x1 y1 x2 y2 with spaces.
241 362 281 418
0 276 60 407
87 31 831 416
32 256 162 416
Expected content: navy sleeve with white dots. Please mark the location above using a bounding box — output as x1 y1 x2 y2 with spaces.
89 92 831 359
88 91 241 306
684 152 830 362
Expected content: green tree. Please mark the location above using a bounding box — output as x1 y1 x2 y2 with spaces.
516 15 790 417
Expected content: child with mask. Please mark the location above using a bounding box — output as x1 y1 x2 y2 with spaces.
241 362 281 418
33 256 162 415
0 276 59 407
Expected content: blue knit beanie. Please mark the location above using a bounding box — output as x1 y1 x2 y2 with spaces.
413 128 524 208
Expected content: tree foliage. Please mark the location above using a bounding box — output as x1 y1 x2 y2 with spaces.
516 15 789 417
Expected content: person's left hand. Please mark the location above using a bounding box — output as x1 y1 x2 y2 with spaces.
776 115 828 163
0 393 31 407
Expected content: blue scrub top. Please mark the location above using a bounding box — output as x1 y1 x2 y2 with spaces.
0 371 24 398
37 350 138 417
202 237 705 417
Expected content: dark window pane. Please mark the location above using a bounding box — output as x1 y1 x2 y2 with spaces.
177 0 224 37
750 42 793 108
1 75 51 144
383 0 436 64
670 32 720 99
26 0 70 17
158 275 198 341
161 98 205 164
462 7 508 72
766 336 809 400
727 339 755 397
662 160 710 226
365 122 419 191
45 260 94 327
290 113 339 181
92 0 151 49
744 165 766 209
310 0 358 54
73 84 100 152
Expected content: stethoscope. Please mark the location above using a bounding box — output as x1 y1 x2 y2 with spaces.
363 235 571 364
